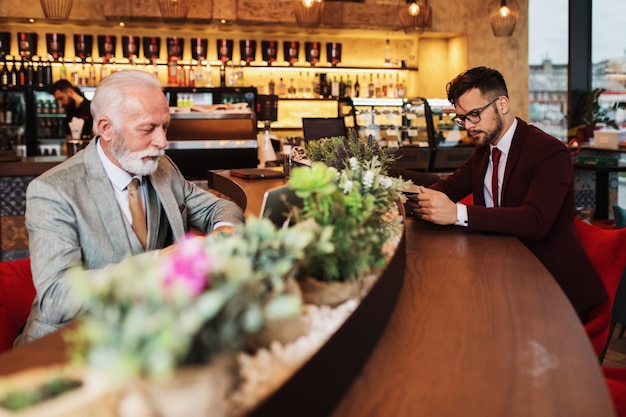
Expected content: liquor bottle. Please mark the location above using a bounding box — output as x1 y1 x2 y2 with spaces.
387 75 395 98
304 72 313 98
71 62 80 86
0 59 8 87
381 74 388 98
313 73 320 97
25 60 35 86
268 77 275 95
17 59 26 86
276 77 287 97
9 61 18 87
188 65 196 87
375 74 382 98
384 39 391 67
287 78 296 98
395 74 406 98
88 63 96 86
296 72 305 98
344 75 352 98
339 76 346 97
320 73 330 98
331 76 340 98
354 75 360 97
220 65 226 87
59 58 67 80
367 74 374 98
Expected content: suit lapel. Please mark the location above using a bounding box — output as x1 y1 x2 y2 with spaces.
501 118 526 206
83 140 136 256
149 169 186 240
474 147 490 206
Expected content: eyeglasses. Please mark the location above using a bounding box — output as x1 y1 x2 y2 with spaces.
451 97 500 127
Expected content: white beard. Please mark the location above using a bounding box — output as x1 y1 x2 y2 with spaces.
110 133 165 176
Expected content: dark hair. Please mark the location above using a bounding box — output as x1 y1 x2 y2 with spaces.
48 79 74 95
446 67 509 105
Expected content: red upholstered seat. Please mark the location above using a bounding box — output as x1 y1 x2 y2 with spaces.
574 218 626 361
602 366 626 417
0 258 35 353
458 194 474 205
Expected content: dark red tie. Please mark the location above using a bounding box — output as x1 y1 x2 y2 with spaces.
491 147 501 207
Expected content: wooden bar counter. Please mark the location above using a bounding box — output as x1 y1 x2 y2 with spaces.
0 170 615 417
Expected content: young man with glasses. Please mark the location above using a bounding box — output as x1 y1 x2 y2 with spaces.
408 66 605 323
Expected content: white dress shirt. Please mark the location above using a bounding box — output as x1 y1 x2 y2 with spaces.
456 118 517 226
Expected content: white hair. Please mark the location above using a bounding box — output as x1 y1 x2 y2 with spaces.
91 70 164 135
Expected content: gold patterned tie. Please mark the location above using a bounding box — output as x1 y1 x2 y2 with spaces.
127 178 147 249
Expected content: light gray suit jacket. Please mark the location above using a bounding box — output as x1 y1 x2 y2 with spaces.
15 139 244 345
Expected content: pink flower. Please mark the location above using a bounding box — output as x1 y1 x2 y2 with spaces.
161 236 212 296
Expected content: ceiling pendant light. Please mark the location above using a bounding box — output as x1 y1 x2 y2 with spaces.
39 0 74 20
398 0 432 34
295 0 324 29
488 0 520 37
157 0 192 22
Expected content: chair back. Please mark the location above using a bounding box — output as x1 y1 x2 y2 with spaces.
574 218 626 359
0 258 35 353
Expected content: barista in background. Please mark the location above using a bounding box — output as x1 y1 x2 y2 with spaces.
49 79 93 140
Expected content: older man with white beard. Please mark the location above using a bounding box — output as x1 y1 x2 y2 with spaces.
15 70 244 346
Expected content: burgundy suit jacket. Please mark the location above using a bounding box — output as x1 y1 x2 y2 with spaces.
431 118 606 316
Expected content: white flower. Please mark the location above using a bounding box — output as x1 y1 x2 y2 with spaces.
343 180 354 193
349 157 358 170
380 176 393 189
363 170 375 190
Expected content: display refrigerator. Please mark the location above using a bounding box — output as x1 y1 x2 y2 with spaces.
0 85 72 158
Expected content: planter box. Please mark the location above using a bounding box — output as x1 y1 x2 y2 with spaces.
593 129 626 150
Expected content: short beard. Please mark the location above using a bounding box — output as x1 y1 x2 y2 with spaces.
469 113 504 148
110 129 164 176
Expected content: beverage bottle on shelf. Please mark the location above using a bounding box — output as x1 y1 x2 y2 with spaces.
9 61 18 87
354 75 360 97
0 59 8 87
384 39 391 67
296 72 305 97
344 75 352 98
339 76 346 97
367 74 374 98
188 65 196 87
276 77 287 97
313 73 321 97
381 74 388 97
168 61 179 86
71 62 79 85
88 63 96 86
395 74 406 98
320 73 330 98
268 76 275 95
387 75 395 98
374 74 382 97
287 78 296 98
179 65 188 87
59 58 67 80
16 59 25 86
304 72 313 98
25 60 35 86
219 65 226 87
331 76 340 98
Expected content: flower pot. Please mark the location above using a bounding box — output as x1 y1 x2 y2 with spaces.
119 354 236 417
298 273 377 307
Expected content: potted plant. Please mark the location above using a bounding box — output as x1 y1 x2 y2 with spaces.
0 218 332 417
287 149 410 306
570 88 618 143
